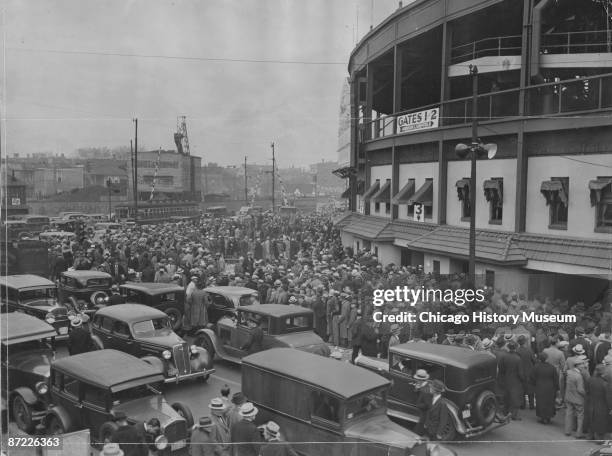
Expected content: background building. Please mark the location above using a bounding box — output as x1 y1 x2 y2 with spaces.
337 0 612 305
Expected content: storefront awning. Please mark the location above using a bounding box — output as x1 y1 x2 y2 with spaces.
540 180 567 206
332 166 357 179
392 180 415 205
483 179 503 202
363 180 380 201
589 177 612 206
372 180 391 203
456 178 471 201
407 180 433 207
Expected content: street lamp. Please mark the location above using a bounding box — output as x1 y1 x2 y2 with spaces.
455 65 497 288
106 178 113 221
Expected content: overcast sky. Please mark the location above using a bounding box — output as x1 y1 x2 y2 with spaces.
2 0 403 167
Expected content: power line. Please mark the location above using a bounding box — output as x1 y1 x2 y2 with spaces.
8 46 348 66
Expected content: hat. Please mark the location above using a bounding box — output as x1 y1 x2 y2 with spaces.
264 421 280 437
239 402 258 418
101 443 124 456
558 340 569 348
197 417 213 428
288 296 297 304
209 398 227 413
572 344 585 355
191 275 199 280
575 326 585 336
414 369 430 381
503 334 513 340
231 392 246 405
71 317 83 328
430 380 446 394
482 338 493 349
113 411 128 422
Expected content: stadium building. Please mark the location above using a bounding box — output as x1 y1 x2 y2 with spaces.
336 0 612 304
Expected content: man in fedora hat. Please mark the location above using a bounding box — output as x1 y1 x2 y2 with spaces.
230 402 262 456
190 417 218 456
209 398 231 456
227 392 246 429
498 341 525 420
423 380 454 441
414 369 432 434
68 315 93 355
110 411 146 456
260 421 296 456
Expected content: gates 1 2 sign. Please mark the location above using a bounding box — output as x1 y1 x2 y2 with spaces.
397 108 439 133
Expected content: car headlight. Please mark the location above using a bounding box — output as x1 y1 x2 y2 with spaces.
67 311 77 320
45 313 56 324
162 350 172 360
155 435 168 450
35 381 48 395
190 345 198 354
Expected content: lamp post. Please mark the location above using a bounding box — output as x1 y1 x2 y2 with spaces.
106 178 112 221
455 65 497 288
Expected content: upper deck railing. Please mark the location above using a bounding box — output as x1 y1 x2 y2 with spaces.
363 72 612 141
450 35 522 64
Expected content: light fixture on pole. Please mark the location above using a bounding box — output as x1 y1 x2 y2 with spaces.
454 64 497 288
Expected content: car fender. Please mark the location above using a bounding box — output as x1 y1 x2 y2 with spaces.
44 405 73 431
141 355 166 374
195 328 220 352
10 387 38 406
444 400 468 435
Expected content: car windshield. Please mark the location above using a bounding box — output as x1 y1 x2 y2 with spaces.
132 318 172 336
112 384 159 404
345 390 386 421
239 294 257 306
19 288 57 301
86 278 112 288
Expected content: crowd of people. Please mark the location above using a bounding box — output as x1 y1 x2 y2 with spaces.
43 209 610 448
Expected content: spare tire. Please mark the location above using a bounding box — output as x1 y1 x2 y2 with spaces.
90 291 109 306
474 390 497 427
171 402 194 428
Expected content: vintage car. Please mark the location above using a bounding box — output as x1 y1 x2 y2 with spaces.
119 282 185 330
242 348 455 456
58 270 113 316
0 274 71 336
203 286 259 324
90 304 214 384
356 343 506 440
194 304 330 363
45 349 193 452
1 313 57 433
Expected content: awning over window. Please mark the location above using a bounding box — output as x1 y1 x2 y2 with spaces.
456 178 471 201
589 178 612 206
407 180 433 207
332 166 356 179
362 180 380 201
540 180 567 206
392 180 416 204
340 186 351 199
372 180 391 203
483 179 503 202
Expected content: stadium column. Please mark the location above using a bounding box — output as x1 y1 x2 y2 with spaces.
391 44 402 220
437 20 452 225
364 63 374 215
515 0 533 232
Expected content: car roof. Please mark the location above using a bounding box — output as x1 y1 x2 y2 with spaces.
0 313 57 344
237 304 313 317
62 270 112 279
52 349 165 392
2 274 55 290
121 282 184 293
390 343 496 369
95 303 168 322
243 348 389 400
204 286 258 296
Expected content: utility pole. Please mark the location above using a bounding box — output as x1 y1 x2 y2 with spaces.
271 142 275 212
133 118 138 223
244 156 248 202
468 65 478 287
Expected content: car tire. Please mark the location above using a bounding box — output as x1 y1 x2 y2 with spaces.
12 395 34 433
98 421 119 448
164 307 183 331
474 390 497 427
46 414 69 435
90 291 109 307
196 335 215 360
171 402 194 428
